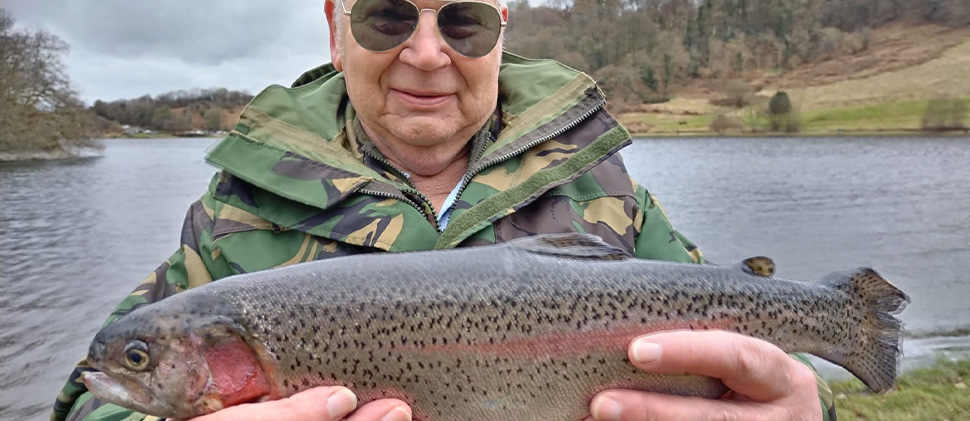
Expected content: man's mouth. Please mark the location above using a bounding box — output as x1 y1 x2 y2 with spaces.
392 89 453 108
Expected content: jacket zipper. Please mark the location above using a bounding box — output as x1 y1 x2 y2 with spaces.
358 92 604 233
452 98 606 205
361 149 442 232
450 131 493 209
357 187 441 231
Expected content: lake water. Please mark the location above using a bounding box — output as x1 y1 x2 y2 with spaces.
1 136 969 419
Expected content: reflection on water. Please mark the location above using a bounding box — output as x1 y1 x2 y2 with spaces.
0 138 217 420
620 136 970 379
623 136 970 337
1 136 969 419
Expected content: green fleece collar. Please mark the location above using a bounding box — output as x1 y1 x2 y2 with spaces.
210 53 595 169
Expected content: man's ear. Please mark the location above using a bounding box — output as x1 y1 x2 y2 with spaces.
324 0 343 71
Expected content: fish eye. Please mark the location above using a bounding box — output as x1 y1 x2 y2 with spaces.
123 340 150 371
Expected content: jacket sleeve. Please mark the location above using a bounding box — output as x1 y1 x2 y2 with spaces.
51 198 223 421
630 183 836 421
630 182 703 263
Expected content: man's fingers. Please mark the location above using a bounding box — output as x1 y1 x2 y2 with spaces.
347 398 412 421
588 331 824 420
627 330 816 402
588 389 785 421
188 386 411 421
188 386 352 421
324 387 360 419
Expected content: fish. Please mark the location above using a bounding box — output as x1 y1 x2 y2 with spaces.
82 233 910 420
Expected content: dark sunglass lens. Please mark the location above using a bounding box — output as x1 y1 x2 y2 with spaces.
438 2 501 57
350 0 419 51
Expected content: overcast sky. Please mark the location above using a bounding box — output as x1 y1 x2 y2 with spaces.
5 0 334 104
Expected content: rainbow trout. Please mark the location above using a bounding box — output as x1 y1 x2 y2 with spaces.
83 234 909 419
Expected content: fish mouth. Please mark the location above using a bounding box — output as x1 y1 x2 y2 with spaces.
83 371 154 408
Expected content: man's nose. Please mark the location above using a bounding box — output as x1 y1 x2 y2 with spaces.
399 11 451 70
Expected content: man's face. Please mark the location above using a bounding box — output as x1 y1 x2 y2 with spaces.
327 0 506 153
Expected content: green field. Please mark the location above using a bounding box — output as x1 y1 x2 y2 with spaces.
620 98 970 136
800 99 970 133
619 112 716 134
832 358 970 421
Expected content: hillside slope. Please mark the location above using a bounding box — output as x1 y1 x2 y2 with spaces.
619 23 970 135
787 37 970 111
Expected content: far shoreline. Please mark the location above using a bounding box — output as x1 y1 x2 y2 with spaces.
0 146 105 163
3 130 967 162
0 150 103 163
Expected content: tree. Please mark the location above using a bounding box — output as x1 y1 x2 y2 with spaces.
769 90 793 114
724 80 754 108
710 113 745 135
151 107 173 132
768 91 800 132
0 8 97 155
641 66 659 92
203 107 225 132
497 0 955 107
90 88 251 133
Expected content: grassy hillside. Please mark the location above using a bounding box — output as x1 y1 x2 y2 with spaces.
787 38 970 111
617 24 970 136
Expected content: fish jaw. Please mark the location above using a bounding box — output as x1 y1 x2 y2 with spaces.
83 303 272 418
83 335 219 418
83 371 154 413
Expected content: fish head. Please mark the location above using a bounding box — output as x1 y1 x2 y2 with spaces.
83 305 270 418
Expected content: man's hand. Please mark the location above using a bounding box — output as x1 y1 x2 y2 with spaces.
587 330 823 421
189 387 412 421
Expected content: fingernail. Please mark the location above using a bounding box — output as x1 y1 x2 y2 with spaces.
327 388 358 419
382 405 412 421
631 340 662 365
591 395 622 421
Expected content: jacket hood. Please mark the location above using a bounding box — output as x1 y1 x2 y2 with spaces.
205 52 604 201
202 52 630 249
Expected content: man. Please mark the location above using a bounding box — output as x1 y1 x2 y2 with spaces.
53 0 834 420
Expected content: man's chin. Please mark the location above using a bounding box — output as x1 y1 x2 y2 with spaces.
382 117 470 147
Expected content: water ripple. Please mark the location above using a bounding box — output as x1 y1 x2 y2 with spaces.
2 136 969 419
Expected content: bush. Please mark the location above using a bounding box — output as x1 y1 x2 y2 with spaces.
710 114 745 135
769 91 793 115
922 98 969 132
768 91 800 133
710 80 754 108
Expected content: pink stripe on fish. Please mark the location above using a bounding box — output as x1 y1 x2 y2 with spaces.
415 319 737 357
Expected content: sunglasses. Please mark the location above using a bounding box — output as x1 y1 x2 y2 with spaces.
341 0 506 58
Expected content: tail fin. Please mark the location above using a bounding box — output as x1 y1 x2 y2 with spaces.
822 268 909 393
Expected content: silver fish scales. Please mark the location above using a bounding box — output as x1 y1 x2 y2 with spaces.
83 234 909 419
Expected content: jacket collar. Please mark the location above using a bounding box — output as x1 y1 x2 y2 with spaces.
205 52 615 214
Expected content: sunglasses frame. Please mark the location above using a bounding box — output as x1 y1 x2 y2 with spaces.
339 0 507 58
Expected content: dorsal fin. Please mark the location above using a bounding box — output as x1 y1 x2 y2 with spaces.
740 256 776 277
508 234 632 261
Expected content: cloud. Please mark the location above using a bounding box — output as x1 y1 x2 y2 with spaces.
65 49 330 103
4 0 334 102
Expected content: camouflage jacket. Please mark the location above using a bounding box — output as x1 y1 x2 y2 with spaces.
53 52 834 421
